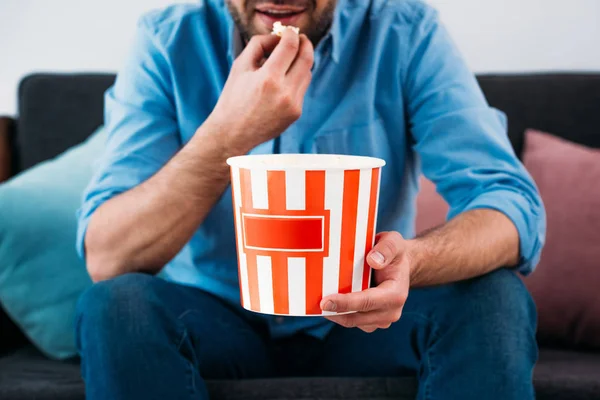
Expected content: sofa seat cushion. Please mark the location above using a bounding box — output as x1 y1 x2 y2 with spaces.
535 349 600 400
0 347 82 400
0 347 418 400
1 346 599 400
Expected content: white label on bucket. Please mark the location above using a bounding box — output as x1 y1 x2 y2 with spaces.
250 169 269 210
322 169 344 297
256 255 274 314
287 257 306 315
352 169 373 292
285 169 306 210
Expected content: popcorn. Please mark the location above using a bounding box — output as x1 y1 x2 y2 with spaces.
271 21 300 37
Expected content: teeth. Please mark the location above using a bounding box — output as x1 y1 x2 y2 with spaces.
266 9 294 14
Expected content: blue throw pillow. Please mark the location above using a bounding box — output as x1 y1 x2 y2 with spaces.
0 127 106 360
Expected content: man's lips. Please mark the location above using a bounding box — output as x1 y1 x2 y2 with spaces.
254 4 307 27
255 4 306 13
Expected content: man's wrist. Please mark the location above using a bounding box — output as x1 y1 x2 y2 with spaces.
405 238 428 287
198 114 254 159
167 118 241 201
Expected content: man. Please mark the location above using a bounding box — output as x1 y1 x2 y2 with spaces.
75 0 546 399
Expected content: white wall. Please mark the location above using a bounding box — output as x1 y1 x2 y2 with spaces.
429 0 600 72
1 0 599 115
0 0 174 115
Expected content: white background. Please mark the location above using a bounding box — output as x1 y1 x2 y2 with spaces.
1 0 599 115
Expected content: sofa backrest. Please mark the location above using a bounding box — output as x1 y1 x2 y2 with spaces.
477 74 600 155
11 73 600 173
13 74 115 173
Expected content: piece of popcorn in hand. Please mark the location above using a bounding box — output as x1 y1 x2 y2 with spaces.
271 21 300 37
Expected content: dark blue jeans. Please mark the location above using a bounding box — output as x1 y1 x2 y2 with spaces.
75 268 537 400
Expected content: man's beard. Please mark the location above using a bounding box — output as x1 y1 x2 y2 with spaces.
225 0 336 47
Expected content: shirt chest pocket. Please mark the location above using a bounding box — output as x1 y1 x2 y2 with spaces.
306 119 393 163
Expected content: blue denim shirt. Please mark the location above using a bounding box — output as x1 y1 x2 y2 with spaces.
77 0 545 339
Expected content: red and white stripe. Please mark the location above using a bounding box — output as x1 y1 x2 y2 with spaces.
231 167 381 316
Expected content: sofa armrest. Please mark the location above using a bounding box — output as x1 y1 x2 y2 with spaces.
0 116 15 183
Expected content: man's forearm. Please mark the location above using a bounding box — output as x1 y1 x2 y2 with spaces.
85 119 244 282
407 209 520 287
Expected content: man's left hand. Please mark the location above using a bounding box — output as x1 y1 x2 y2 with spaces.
320 231 411 333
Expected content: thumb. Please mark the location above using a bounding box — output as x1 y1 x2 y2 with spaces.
366 231 406 270
236 34 280 70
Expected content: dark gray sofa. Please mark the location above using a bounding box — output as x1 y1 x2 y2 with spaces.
0 73 599 399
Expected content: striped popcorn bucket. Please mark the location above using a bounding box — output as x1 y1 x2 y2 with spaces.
227 154 385 316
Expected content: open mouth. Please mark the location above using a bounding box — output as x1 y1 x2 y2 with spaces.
255 4 307 26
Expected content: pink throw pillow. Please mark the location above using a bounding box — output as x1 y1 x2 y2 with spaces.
414 129 600 349
415 176 448 235
522 130 600 349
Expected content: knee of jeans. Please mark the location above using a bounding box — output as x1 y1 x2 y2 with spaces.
450 269 538 377
449 268 537 345
460 268 535 321
75 273 161 338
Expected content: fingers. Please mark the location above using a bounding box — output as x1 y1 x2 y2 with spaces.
236 34 281 69
287 34 314 85
321 288 383 313
321 229 411 334
323 280 407 333
358 326 379 333
367 231 406 270
325 309 401 330
321 283 398 314
263 28 301 74
321 279 406 313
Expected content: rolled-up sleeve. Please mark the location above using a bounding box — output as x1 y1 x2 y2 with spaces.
76 17 181 259
403 6 546 275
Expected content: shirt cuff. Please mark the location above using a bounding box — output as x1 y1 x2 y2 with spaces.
75 193 116 260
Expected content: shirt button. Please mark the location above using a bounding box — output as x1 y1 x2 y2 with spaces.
275 317 285 324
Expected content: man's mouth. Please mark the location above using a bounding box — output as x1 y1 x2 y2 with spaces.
255 4 307 26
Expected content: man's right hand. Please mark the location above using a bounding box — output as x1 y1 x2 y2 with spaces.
207 29 315 154
84 29 314 282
